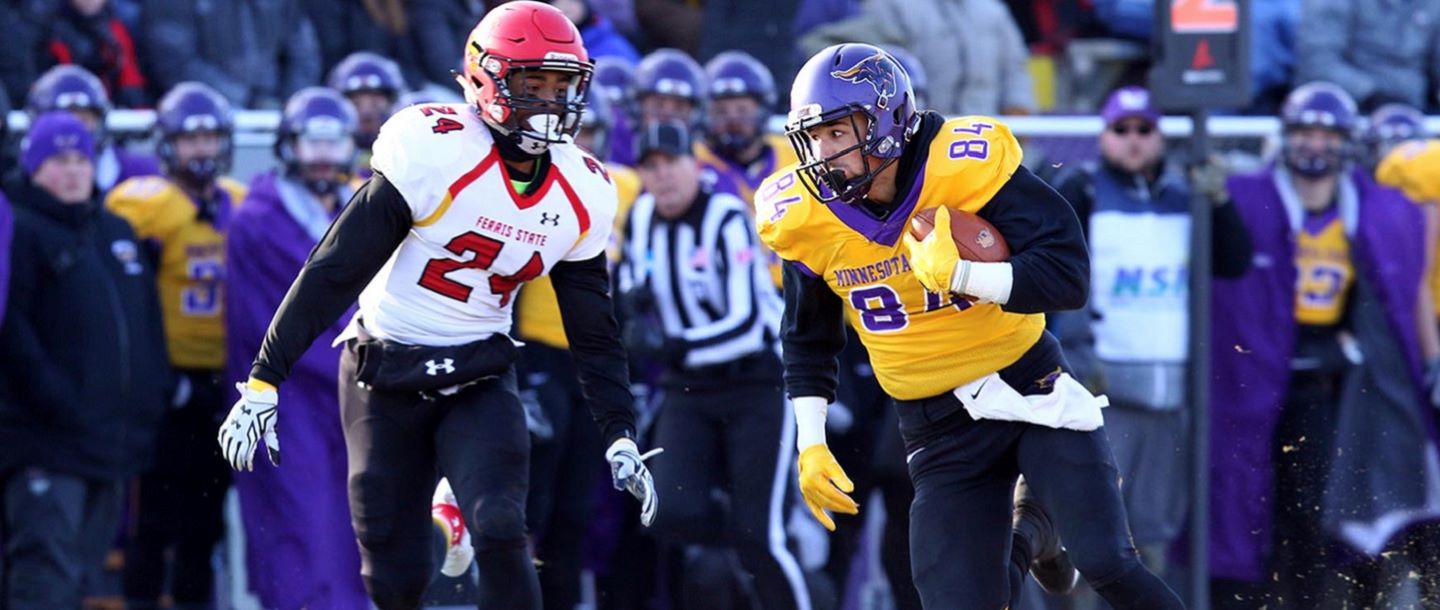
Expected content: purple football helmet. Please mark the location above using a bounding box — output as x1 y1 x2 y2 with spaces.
1367 103 1426 145
786 43 916 204
1280 81 1358 178
27 65 110 117
155 82 234 184
593 57 636 108
327 51 408 98
634 49 707 126
883 46 928 110
277 87 359 194
578 86 613 158
704 51 776 158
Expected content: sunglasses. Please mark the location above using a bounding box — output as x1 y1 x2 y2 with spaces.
1109 123 1156 136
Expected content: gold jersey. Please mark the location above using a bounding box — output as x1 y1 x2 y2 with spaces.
755 116 1044 400
106 175 247 369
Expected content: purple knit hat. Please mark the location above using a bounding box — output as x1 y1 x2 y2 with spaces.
21 111 97 176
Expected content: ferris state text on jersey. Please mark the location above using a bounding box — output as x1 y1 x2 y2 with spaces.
364 103 619 347
754 116 1044 400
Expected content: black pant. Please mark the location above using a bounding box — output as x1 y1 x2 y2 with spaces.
896 335 1183 610
339 344 538 610
1270 369 1342 608
520 343 604 610
2 469 123 610
124 369 230 609
648 365 810 610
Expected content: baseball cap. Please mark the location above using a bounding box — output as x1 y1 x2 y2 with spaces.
1101 86 1161 126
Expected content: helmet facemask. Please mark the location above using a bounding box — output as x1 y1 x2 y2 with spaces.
461 45 593 155
787 105 901 204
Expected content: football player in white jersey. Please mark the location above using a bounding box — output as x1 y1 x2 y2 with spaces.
215 3 658 609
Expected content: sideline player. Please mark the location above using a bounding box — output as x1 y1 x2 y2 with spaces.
754 43 1186 610
216 4 658 609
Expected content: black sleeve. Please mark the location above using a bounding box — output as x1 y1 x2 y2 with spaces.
250 173 412 385
1211 199 1254 278
976 165 1090 314
781 260 847 402
1051 168 1094 240
551 253 638 447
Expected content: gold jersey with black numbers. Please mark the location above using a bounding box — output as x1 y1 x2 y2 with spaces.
755 116 1044 400
1293 209 1354 326
516 164 641 349
106 175 248 369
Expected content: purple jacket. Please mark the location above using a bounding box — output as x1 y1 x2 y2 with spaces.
226 171 365 608
1210 165 1430 581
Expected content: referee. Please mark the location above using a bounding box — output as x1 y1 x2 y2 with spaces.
616 121 810 610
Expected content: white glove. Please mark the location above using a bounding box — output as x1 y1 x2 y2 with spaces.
218 381 280 471
606 438 663 527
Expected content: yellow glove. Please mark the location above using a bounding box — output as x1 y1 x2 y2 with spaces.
903 206 961 293
797 444 858 531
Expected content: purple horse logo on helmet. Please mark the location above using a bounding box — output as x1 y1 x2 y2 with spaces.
830 53 899 110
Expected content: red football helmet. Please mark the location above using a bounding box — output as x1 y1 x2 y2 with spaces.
459 1 593 154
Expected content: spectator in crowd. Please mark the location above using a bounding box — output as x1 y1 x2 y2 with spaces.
695 0 801 108
1210 82 1438 608
302 0 408 81
106 82 248 610
38 0 148 108
0 111 170 609
548 0 640 64
0 0 43 106
0 88 10 331
402 0 484 92
141 0 322 109
792 0 861 40
1052 86 1253 577
27 64 159 191
327 51 409 177
1250 0 1298 114
226 87 371 610
798 0 1034 116
1296 0 1440 112
616 121 808 610
514 88 640 610
1089 0 1151 41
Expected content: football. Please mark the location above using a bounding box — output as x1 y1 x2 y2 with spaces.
908 207 1011 262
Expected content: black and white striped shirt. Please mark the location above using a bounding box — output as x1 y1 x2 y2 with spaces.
617 188 782 368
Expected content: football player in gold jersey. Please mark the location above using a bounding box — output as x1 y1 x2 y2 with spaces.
755 44 1185 610
106 81 246 610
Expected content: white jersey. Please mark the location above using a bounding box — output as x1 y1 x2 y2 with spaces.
358 103 619 346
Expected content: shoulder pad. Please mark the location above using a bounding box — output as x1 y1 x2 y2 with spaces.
371 103 492 220
752 165 816 259
105 176 186 238
921 116 1023 214
1377 139 1440 204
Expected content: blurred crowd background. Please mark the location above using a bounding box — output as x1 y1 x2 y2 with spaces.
2 0 1440 610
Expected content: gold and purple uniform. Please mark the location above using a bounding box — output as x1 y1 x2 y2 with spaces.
516 164 641 349
1293 208 1354 326
107 175 246 369
697 135 800 289
754 116 1041 400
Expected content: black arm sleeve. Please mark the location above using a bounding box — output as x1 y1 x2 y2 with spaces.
1051 168 1094 240
250 173 412 385
551 253 638 447
781 260 847 402
976 165 1091 314
1211 199 1254 278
